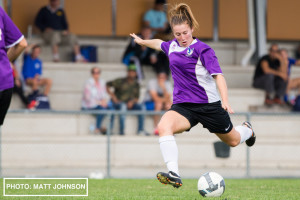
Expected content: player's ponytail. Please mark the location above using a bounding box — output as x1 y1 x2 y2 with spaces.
168 3 199 30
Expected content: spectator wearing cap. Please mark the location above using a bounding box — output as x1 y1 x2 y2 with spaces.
106 64 148 136
81 67 113 134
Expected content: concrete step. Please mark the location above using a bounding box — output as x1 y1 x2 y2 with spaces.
9 87 267 112
3 113 156 136
10 62 300 111
29 37 300 65
3 112 300 137
1 135 299 176
20 62 300 91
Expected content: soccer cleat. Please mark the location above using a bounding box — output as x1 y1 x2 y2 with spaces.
243 121 256 147
156 171 182 188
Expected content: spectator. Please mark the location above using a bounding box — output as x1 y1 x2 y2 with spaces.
144 72 172 135
122 26 170 81
106 64 148 136
253 44 288 105
0 6 27 126
143 0 171 40
11 62 29 107
81 67 113 135
295 44 300 59
22 44 52 97
35 0 84 62
279 49 300 104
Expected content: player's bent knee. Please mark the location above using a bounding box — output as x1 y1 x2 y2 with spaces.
227 140 239 147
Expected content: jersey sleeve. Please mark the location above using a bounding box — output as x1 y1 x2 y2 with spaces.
200 47 222 75
1 7 23 48
160 41 171 55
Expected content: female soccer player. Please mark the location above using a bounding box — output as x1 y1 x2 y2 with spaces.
130 3 256 188
0 7 27 126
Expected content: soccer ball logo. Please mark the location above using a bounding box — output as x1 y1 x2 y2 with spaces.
197 172 225 197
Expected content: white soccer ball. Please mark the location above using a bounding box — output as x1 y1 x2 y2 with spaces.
197 172 225 197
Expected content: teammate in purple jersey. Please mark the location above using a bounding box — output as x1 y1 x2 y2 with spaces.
130 3 256 188
0 7 27 126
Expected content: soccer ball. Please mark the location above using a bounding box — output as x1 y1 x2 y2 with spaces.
197 172 225 197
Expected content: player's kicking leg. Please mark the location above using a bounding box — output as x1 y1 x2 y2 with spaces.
243 121 256 147
216 121 256 147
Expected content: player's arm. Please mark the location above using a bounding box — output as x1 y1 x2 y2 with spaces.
214 74 234 114
6 37 27 62
130 33 163 51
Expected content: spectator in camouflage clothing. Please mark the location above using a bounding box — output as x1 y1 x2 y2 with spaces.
106 64 148 135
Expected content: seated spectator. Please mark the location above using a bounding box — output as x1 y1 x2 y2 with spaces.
143 0 171 40
106 64 148 136
122 26 170 81
144 71 172 135
279 49 300 104
253 44 288 105
11 62 29 108
22 44 52 97
35 0 84 62
295 44 300 59
81 67 113 135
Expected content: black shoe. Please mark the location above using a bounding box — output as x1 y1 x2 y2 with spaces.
156 171 182 188
243 121 256 147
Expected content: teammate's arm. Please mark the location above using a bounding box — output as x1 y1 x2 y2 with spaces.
130 33 163 51
214 74 234 114
6 37 27 62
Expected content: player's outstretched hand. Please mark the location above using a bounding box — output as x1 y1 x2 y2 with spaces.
222 103 234 114
130 33 144 46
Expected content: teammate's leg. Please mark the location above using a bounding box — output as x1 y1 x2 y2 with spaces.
0 88 13 126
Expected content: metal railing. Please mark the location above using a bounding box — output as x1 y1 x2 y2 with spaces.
1 109 300 178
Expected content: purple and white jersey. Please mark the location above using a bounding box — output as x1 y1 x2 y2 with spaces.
0 7 24 91
161 38 222 104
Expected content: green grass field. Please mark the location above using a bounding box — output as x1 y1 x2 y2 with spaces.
0 178 300 200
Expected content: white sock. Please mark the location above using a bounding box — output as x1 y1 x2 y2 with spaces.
235 125 252 144
159 135 179 175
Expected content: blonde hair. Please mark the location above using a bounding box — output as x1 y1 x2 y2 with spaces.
168 3 199 30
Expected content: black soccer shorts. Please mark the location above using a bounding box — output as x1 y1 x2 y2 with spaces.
170 101 233 134
0 88 13 125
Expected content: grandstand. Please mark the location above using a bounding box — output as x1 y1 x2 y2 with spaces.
1 0 300 179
